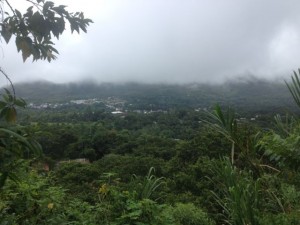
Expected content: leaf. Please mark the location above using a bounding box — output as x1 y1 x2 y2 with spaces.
14 98 26 107
70 23 80 33
56 17 65 34
29 11 46 36
84 19 94 24
15 9 22 19
43 1 54 14
78 23 87 33
27 6 34 12
51 18 65 38
4 88 13 101
1 24 12 43
6 107 17 123
49 46 59 54
15 36 22 52
31 44 41 61
18 37 33 62
286 69 300 109
0 106 17 123
52 5 67 15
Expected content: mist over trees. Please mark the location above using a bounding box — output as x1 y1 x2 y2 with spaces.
13 79 297 114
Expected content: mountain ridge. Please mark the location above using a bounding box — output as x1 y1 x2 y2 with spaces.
7 79 297 113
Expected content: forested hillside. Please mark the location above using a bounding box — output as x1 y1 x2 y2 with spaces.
1 77 300 224
14 79 296 114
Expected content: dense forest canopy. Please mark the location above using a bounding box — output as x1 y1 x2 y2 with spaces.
0 75 300 224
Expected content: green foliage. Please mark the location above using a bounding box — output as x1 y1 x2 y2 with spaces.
273 114 298 137
0 90 42 189
259 129 300 170
4 73 300 223
95 154 166 182
259 213 300 225
165 203 215 225
279 183 300 212
0 89 26 123
203 104 237 164
209 158 262 225
133 167 165 200
1 0 93 62
0 126 42 188
0 168 66 224
204 104 237 141
115 198 172 225
54 162 101 202
285 69 300 109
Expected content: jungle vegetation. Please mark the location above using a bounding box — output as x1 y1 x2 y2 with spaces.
1 74 300 224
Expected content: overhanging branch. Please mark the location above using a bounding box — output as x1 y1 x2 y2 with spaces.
0 67 15 98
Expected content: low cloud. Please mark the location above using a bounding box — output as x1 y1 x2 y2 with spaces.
1 0 300 84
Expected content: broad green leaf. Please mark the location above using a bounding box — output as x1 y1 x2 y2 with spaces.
5 107 17 123
15 9 22 19
31 45 41 61
52 5 67 15
27 6 33 13
14 98 26 107
1 25 12 43
78 23 87 33
18 37 33 62
43 1 54 16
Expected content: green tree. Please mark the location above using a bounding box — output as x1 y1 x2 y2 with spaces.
0 0 92 187
1 0 93 62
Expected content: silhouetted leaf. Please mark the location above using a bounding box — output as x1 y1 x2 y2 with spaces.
1 25 12 43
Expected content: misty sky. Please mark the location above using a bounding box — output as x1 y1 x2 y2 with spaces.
1 0 300 84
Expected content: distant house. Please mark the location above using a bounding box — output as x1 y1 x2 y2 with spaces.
111 111 124 115
70 99 99 105
31 161 50 172
56 158 90 167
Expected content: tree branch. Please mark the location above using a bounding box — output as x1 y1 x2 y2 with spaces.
25 0 43 12
0 67 15 98
4 0 16 16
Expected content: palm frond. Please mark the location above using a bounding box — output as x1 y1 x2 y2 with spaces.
285 69 300 108
203 104 237 142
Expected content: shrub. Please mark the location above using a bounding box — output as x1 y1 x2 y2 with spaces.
163 203 215 225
